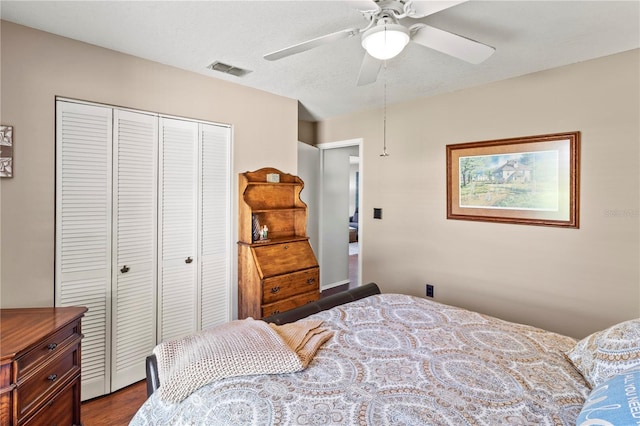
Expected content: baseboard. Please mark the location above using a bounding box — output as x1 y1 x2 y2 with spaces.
321 279 350 291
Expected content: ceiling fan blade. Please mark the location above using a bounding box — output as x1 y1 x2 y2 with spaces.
404 0 468 18
356 53 382 86
411 24 495 64
264 28 361 61
350 0 380 13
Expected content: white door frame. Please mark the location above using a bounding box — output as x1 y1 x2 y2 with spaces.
316 138 363 290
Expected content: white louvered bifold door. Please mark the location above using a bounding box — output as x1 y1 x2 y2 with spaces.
57 100 233 398
199 123 232 329
159 118 198 342
55 101 113 400
111 110 158 391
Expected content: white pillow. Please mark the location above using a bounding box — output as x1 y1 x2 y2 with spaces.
567 318 640 388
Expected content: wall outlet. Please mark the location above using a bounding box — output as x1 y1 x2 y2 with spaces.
426 284 434 298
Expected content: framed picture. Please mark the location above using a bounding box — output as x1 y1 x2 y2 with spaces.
447 131 580 228
0 125 13 178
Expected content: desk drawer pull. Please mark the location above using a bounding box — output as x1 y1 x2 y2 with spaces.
47 374 58 382
47 343 58 351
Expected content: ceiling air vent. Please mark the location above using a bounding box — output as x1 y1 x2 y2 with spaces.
207 61 252 77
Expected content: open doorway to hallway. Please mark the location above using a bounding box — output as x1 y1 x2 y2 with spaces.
298 138 362 297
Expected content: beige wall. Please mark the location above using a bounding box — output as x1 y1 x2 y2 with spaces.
0 22 298 309
318 49 640 338
298 120 317 146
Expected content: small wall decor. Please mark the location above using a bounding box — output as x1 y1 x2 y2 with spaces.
0 125 13 178
447 131 580 228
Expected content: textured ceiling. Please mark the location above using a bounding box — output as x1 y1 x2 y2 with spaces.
2 1 639 121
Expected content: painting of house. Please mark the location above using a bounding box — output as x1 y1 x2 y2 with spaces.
493 160 532 184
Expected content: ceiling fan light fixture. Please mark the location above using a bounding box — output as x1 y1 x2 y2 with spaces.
361 23 410 60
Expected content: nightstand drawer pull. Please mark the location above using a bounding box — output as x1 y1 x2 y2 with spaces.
306 278 315 284
47 343 58 351
270 286 280 294
47 374 58 382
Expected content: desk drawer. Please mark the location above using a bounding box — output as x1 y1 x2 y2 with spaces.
253 241 318 278
262 268 319 304
18 340 80 420
17 320 80 380
262 290 319 317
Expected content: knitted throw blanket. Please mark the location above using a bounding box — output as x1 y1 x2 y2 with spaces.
153 318 333 403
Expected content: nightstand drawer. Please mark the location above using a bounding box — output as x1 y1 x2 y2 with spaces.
18 340 80 421
262 290 319 317
253 241 318 278
17 320 81 380
262 268 319 304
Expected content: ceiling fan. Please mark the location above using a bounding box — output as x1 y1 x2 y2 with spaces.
264 0 495 86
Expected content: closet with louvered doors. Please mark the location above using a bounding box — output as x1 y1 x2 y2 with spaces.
158 117 233 342
55 99 231 400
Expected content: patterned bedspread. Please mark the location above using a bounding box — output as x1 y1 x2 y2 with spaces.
130 294 590 425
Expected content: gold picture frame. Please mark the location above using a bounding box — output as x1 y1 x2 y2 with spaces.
447 131 580 228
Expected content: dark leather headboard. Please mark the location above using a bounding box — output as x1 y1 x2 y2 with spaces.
144 282 381 397
262 282 380 325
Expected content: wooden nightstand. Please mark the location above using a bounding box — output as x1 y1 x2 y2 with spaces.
0 307 87 426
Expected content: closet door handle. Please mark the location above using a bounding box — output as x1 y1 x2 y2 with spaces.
185 257 193 264
120 265 129 273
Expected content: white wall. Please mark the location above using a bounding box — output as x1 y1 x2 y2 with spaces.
297 142 320 255
317 49 640 339
0 21 299 313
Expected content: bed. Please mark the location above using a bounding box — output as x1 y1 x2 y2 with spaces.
131 283 640 425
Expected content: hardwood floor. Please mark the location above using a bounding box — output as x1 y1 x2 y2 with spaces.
81 380 147 425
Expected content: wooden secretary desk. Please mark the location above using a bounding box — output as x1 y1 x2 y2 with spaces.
238 168 320 319
0 306 87 426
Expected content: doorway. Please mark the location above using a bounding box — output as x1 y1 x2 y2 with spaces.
317 139 362 292
298 138 362 293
